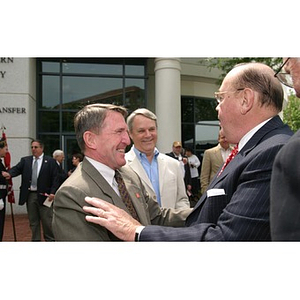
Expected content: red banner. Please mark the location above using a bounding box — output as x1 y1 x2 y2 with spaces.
2 131 15 204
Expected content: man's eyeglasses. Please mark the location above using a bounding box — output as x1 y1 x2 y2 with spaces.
214 88 245 104
274 58 294 88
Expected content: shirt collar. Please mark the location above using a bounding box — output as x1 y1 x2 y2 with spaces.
133 145 160 159
238 118 271 151
34 153 44 160
85 156 115 186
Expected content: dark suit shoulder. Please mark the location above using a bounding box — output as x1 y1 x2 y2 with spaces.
165 152 176 159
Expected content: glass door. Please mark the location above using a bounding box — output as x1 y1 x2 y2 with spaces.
63 135 82 173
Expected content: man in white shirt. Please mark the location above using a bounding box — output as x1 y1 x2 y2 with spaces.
125 108 190 209
185 147 201 197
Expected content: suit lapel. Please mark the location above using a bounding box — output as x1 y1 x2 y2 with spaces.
120 168 150 225
214 146 224 166
126 148 154 193
28 156 34 177
157 155 166 196
39 155 49 176
190 116 284 214
82 159 127 211
82 158 149 223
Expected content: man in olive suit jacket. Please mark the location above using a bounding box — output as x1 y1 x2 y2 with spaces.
53 104 190 241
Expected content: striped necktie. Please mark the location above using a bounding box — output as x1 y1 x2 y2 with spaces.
217 144 238 177
114 170 140 222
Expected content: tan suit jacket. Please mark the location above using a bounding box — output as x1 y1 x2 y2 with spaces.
52 157 190 241
200 144 233 194
125 147 190 209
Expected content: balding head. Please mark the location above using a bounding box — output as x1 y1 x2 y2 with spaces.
226 63 284 112
217 62 284 144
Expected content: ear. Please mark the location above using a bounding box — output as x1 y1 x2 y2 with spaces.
240 88 254 115
83 131 97 150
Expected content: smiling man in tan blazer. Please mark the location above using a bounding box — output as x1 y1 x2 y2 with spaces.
125 108 190 209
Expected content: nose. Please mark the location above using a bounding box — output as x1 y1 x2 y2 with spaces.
123 131 131 145
144 129 152 137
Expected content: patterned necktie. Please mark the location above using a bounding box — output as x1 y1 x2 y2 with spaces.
31 158 38 189
114 170 140 222
217 144 238 177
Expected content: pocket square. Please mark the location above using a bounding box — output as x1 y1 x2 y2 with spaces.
207 188 225 197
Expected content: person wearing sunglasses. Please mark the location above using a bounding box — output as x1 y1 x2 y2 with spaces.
271 58 300 240
2 140 59 241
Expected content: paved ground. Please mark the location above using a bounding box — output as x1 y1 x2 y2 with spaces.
3 213 33 242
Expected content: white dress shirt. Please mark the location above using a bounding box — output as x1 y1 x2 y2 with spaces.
85 156 120 197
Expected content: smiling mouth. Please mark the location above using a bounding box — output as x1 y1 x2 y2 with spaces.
142 139 153 143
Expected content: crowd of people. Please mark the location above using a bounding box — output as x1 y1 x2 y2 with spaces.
0 141 83 241
1 58 300 241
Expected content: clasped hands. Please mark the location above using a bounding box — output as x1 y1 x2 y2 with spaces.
83 197 141 241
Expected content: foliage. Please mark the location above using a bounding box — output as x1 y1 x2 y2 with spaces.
199 57 282 85
201 57 300 132
283 93 300 132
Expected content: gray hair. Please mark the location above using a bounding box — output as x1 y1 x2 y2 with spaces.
127 108 157 133
74 103 128 152
52 149 64 158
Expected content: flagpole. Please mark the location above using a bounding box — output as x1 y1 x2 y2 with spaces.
10 202 17 241
1 124 17 241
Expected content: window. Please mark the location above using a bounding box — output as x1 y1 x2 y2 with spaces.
181 96 219 160
37 58 147 161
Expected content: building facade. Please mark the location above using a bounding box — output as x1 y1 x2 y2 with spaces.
1 57 221 214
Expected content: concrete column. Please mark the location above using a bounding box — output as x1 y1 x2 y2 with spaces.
154 58 181 153
0 58 36 214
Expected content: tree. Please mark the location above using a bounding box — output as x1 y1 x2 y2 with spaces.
283 93 300 132
201 57 300 131
199 57 282 84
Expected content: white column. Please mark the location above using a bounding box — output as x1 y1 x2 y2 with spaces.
154 58 181 153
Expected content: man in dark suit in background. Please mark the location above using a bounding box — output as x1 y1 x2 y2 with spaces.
2 140 58 241
270 57 300 240
83 62 293 241
166 141 193 205
53 149 68 189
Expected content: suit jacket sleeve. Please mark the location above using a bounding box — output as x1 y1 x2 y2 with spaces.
139 122 292 242
200 150 211 194
53 184 115 241
122 165 192 227
8 157 26 178
270 131 300 240
173 160 190 209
